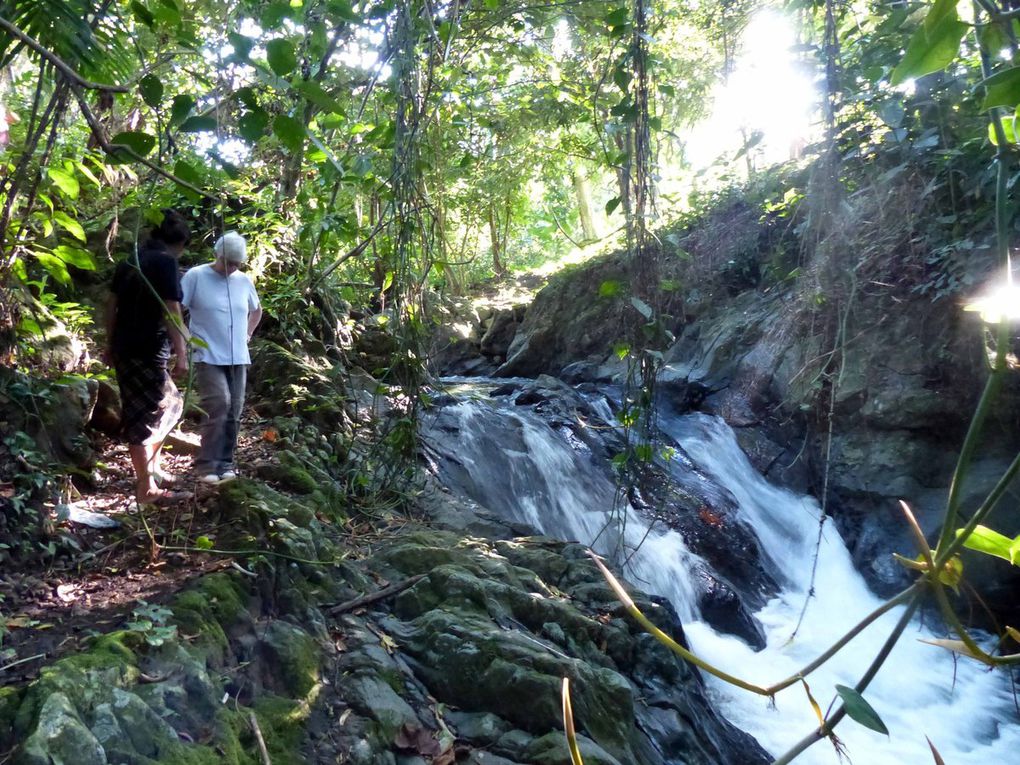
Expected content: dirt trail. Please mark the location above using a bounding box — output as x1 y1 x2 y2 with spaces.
0 416 272 686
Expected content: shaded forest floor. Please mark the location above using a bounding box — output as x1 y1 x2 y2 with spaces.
1 415 277 686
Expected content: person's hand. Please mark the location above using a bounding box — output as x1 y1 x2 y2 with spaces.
172 355 189 380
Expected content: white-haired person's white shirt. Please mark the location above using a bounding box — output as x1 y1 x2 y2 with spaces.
180 264 260 365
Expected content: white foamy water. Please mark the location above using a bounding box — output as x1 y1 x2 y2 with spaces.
424 395 1020 764
662 413 1020 765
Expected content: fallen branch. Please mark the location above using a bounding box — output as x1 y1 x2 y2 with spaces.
0 652 46 674
327 574 426 615
248 711 272 765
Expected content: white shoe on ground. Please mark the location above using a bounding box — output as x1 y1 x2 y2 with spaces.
199 473 222 484
219 470 237 482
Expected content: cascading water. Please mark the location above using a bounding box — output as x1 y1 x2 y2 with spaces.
422 384 1020 764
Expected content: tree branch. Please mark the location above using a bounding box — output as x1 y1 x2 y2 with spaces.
0 15 129 93
69 84 216 200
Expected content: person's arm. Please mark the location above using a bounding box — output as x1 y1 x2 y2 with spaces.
165 300 190 377
247 306 263 341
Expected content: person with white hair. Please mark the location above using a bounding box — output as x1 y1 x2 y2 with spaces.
180 231 262 483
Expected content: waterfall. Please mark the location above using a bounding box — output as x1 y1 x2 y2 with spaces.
423 388 1020 764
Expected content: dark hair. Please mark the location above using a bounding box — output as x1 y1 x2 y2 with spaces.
149 209 191 246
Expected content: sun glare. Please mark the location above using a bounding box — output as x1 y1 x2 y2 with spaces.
683 10 817 171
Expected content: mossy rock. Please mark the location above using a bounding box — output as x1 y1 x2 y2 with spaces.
14 632 140 735
258 622 321 698
250 694 308 765
254 451 319 497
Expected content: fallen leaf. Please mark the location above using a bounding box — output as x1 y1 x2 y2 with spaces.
379 632 398 655
338 709 352 726
56 584 80 602
393 723 442 756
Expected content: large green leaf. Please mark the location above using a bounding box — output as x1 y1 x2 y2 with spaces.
292 81 342 113
179 115 218 133
326 0 360 22
33 251 71 285
46 168 79 200
52 211 86 242
266 39 297 77
958 525 1020 565
170 95 196 126
834 685 889 736
238 109 270 142
890 12 968 86
981 67 1020 111
261 1 294 29
110 131 157 156
139 74 164 108
53 244 96 270
173 159 204 188
273 115 306 152
228 33 255 61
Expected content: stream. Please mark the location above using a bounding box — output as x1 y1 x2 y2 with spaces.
422 380 1020 764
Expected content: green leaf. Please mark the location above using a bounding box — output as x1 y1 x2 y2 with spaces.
483 0 499 9
599 279 622 298
153 0 181 27
53 211 86 242
630 296 653 320
292 81 342 113
173 159 203 188
261 1 292 29
659 83 675 97
228 33 254 61
138 74 164 108
47 168 79 200
235 86 258 109
131 0 154 28
988 116 1018 145
34 251 71 284
612 342 630 360
194 535 214 550
169 94 195 126
327 0 360 22
110 131 157 156
958 525 1020 565
273 115 306 152
53 245 97 270
925 0 957 33
238 109 270 142
834 685 889 735
981 67 1020 111
179 115 218 133
266 39 298 77
605 7 628 27
890 13 968 86
605 196 621 216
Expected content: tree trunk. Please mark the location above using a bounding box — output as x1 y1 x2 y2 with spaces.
488 204 506 276
572 166 598 243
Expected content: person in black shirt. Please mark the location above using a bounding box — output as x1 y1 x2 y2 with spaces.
105 210 191 504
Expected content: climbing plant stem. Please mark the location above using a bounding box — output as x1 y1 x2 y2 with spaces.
772 594 921 765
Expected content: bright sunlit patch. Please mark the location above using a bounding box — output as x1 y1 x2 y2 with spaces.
684 10 817 170
964 260 1020 323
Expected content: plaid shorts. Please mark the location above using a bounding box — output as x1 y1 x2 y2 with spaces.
115 357 183 445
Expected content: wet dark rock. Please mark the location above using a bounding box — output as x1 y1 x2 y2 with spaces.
696 569 766 650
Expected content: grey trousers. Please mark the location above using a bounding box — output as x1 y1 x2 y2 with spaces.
195 363 248 475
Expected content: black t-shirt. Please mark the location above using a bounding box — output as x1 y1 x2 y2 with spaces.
110 241 182 362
